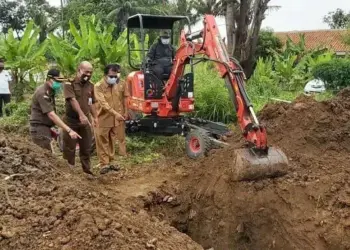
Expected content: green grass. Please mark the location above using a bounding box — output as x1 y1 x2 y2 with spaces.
107 134 185 165
313 91 334 102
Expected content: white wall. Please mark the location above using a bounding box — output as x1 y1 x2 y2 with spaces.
186 16 227 40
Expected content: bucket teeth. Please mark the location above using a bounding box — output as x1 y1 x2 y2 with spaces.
232 147 289 181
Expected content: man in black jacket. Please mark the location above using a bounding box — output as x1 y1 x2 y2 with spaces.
146 30 176 81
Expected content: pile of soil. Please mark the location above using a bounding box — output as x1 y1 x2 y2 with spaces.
0 135 202 250
145 89 350 250
2 88 350 250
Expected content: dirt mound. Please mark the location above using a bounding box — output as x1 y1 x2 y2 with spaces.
145 90 350 250
260 88 350 156
0 135 202 250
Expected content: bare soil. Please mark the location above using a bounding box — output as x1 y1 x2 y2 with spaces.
1 89 350 250
144 89 350 250
0 136 202 250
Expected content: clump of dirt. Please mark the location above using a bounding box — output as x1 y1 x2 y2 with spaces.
0 135 202 250
260 88 350 157
144 89 350 250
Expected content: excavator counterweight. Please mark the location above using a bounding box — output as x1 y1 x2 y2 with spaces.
125 13 289 181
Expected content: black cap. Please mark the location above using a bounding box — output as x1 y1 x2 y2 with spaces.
160 30 170 38
47 68 66 82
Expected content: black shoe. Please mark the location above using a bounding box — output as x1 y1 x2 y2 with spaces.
99 165 120 175
83 168 94 175
99 166 111 175
109 165 121 171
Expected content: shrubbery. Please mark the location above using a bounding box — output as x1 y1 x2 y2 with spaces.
191 63 236 123
0 101 31 133
312 58 350 90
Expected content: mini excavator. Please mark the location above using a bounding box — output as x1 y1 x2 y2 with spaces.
125 14 289 181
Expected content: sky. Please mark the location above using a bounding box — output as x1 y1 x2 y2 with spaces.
48 0 349 33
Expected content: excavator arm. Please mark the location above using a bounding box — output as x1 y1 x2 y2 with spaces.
126 14 288 180
164 15 267 153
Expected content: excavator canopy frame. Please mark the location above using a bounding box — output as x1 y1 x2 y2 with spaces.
126 14 191 69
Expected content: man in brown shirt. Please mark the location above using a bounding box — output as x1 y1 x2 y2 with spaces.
62 61 98 175
94 63 129 174
30 69 81 151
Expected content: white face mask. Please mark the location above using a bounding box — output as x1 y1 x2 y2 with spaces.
161 38 170 45
107 77 117 85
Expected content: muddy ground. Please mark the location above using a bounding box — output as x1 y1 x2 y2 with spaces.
1 89 350 249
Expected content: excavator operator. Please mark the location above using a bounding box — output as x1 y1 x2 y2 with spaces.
146 30 176 82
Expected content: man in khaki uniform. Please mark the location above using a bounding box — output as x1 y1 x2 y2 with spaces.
30 69 81 151
94 63 129 174
62 61 98 175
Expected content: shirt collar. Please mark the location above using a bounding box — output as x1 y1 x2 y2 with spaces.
44 83 54 96
102 78 114 90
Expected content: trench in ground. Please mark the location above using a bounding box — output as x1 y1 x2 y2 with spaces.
137 160 349 250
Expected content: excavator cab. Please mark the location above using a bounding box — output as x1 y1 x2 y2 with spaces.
126 14 191 92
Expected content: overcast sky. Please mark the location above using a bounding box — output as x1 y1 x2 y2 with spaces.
48 0 349 32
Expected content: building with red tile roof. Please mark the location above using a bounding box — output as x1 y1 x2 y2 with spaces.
275 29 350 56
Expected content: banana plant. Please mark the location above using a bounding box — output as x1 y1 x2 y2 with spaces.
132 33 149 62
1 20 48 101
48 14 134 78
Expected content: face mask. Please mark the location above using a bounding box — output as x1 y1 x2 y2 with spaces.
161 38 170 45
107 77 117 85
81 74 90 82
52 81 62 95
0 67 4 72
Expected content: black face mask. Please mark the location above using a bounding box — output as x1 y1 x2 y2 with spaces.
81 74 90 83
0 67 4 71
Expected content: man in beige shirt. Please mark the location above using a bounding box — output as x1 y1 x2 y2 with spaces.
94 64 129 174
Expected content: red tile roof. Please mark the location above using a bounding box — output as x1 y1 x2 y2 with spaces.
275 29 350 52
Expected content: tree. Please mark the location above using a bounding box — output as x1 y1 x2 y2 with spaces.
190 0 224 18
191 0 280 77
255 28 282 60
24 0 60 42
0 0 59 41
323 8 350 29
63 0 102 29
223 0 280 77
105 0 170 35
0 0 27 36
48 15 134 79
1 21 48 101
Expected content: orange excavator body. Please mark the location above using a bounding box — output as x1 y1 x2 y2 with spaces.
124 14 289 181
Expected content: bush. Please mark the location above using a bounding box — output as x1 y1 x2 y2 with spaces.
0 101 31 133
247 57 279 96
312 58 350 90
192 63 236 123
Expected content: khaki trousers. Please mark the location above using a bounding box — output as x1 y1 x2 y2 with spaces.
95 122 126 166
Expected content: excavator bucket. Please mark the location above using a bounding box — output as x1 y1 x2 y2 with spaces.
232 147 289 181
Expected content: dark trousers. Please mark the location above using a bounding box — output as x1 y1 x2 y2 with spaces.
29 124 52 151
62 121 92 172
0 94 11 117
151 64 172 81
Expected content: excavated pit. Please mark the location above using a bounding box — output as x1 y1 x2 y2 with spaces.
0 136 202 250
144 89 350 250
